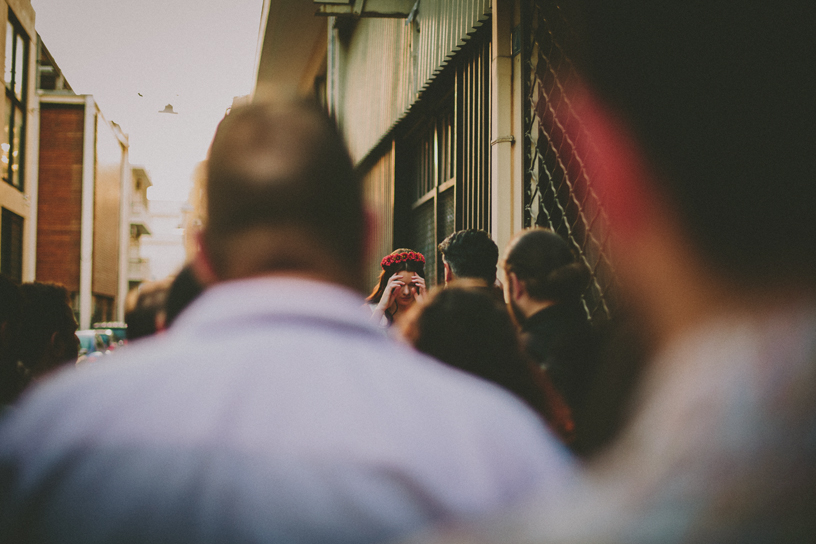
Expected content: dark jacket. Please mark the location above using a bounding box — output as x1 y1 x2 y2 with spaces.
521 301 599 414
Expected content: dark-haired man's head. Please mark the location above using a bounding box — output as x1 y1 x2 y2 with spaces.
202 98 366 291
438 229 499 285
402 280 575 441
502 228 589 326
561 2 816 347
163 265 205 328
17 282 79 382
402 282 536 404
125 279 171 341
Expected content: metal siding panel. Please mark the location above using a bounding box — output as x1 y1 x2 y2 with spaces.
452 28 491 232
338 0 490 164
363 145 394 289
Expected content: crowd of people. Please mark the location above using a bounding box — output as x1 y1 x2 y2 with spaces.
0 224 598 450
364 232 591 447
0 262 205 410
1 2 814 541
0 222 602 457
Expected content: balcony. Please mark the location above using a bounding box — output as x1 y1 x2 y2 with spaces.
130 201 151 237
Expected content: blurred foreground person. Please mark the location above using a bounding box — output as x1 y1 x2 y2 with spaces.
15 283 79 388
402 282 575 444
0 99 571 544
402 2 816 543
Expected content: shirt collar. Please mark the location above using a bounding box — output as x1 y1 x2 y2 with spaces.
170 276 375 334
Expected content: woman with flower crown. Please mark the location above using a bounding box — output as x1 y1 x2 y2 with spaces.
366 248 427 327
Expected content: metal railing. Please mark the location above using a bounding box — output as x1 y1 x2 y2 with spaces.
522 0 614 321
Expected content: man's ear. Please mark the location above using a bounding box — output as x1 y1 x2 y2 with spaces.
48 331 60 357
191 230 218 286
507 271 525 301
443 261 454 284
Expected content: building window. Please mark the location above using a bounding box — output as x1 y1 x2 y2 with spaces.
395 24 491 287
3 14 28 190
398 97 456 287
1 207 23 282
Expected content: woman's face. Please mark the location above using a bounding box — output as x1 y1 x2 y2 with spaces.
393 270 419 309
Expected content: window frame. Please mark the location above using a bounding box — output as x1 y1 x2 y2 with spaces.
3 12 29 191
1 206 23 282
394 23 492 288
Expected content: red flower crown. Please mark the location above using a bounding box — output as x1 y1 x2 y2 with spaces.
381 251 425 269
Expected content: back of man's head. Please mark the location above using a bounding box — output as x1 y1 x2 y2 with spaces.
576 2 816 282
163 265 204 328
204 99 364 289
438 229 499 285
18 282 78 377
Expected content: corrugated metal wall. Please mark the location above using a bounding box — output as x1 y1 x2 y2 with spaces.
362 143 394 291
457 31 491 232
333 0 491 164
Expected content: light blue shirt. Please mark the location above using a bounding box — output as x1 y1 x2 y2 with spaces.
0 277 574 544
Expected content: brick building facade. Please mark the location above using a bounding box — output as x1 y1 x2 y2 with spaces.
36 95 128 328
35 103 83 292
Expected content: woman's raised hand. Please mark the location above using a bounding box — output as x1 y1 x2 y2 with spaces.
376 274 405 312
411 274 426 303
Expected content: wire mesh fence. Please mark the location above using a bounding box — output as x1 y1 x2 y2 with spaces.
522 0 615 321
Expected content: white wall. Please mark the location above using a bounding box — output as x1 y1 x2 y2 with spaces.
139 199 187 282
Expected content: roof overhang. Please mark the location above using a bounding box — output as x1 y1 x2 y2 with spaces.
314 0 414 17
252 1 415 100
253 0 328 99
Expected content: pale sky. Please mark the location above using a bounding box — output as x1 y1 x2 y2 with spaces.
31 0 264 201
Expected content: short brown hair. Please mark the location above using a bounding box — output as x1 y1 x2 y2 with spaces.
204 99 364 284
503 228 589 303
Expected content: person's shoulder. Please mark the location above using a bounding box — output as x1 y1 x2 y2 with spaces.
0 334 174 429
369 341 576 478
387 342 559 432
